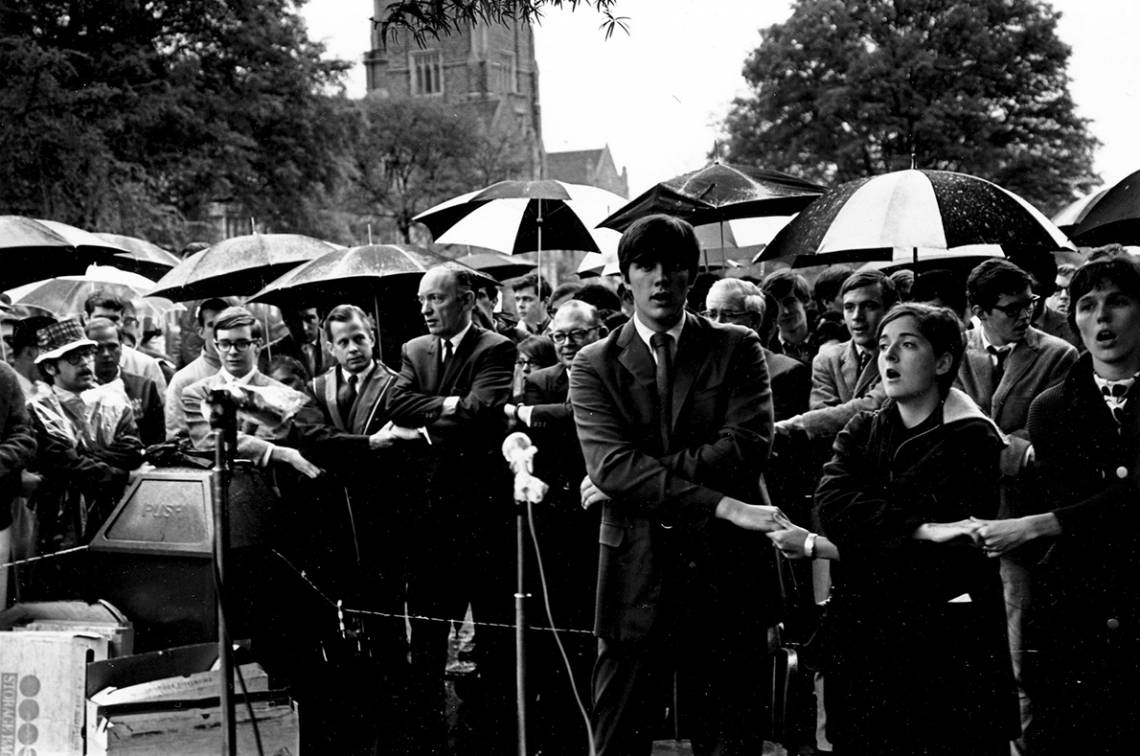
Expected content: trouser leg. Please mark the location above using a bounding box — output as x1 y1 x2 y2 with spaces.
591 635 661 756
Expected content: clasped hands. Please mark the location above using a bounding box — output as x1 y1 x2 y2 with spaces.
578 476 793 532
917 517 1038 557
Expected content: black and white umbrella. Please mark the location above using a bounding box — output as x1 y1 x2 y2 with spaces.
415 179 624 256
758 169 1074 267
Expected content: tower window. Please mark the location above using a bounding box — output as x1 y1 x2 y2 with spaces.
411 50 443 95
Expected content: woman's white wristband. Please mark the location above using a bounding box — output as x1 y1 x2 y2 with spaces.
804 532 818 559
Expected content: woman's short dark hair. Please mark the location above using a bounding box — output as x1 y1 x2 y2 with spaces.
268 354 310 387
877 303 966 396
1067 247 1140 331
516 335 557 368
617 214 700 281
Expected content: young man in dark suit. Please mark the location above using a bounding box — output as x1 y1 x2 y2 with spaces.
386 264 517 752
570 214 788 756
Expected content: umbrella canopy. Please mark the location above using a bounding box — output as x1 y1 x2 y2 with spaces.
758 169 1074 267
5 265 180 321
598 161 825 232
454 251 537 282
149 233 340 301
95 233 182 279
0 216 126 288
247 244 499 308
1061 169 1140 247
414 180 626 255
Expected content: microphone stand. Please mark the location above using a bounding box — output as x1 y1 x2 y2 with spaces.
503 434 549 756
208 390 239 756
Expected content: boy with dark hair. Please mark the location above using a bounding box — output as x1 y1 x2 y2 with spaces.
510 271 553 335
762 269 815 365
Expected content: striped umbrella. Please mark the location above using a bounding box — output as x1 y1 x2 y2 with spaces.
758 169 1074 267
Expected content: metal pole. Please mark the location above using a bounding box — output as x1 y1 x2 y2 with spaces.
211 401 237 756
515 501 528 756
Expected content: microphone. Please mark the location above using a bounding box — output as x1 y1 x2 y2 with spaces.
502 432 548 504
502 431 535 475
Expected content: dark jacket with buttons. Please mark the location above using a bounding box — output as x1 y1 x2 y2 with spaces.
1026 353 1140 656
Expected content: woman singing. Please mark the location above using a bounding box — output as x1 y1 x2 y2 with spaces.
975 248 1140 754
776 303 1017 755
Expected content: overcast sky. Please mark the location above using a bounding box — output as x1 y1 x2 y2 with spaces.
303 0 1140 200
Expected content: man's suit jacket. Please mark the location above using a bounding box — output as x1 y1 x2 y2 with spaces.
259 333 327 378
298 363 399 472
956 325 1077 476
1035 305 1081 351
523 362 580 499
764 347 810 422
182 370 309 462
386 324 515 478
570 313 777 641
782 339 887 440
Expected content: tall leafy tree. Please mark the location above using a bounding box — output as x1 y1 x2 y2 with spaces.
375 0 626 44
0 0 349 247
722 0 1099 213
343 96 529 243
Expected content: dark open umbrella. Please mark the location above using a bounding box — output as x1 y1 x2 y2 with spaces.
758 169 1074 267
454 251 537 282
0 216 125 288
149 233 340 301
248 244 498 365
1060 169 1140 247
95 233 182 279
597 161 825 232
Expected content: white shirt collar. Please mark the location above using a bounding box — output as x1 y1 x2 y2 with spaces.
979 326 1016 354
442 321 474 353
219 367 258 385
340 361 374 384
632 311 685 364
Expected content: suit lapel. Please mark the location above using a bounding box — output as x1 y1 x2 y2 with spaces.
321 370 348 431
616 321 657 391
840 342 859 400
551 364 569 399
349 365 393 434
424 338 441 393
994 332 1038 416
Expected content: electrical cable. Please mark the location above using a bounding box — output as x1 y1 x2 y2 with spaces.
525 498 597 756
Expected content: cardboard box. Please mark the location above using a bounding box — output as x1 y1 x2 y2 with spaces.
0 601 133 659
86 644 298 756
0 631 110 756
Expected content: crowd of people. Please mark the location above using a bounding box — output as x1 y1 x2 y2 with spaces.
0 213 1137 755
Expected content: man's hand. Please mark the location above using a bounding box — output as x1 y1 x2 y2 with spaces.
271 446 322 479
972 514 1061 557
913 519 982 544
369 422 424 449
580 475 612 510
715 497 792 532
767 524 810 558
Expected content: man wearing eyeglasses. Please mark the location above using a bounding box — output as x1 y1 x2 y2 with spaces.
504 300 607 752
957 257 1078 754
27 317 144 552
181 306 322 479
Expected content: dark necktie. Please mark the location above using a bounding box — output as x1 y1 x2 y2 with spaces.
988 345 1011 383
651 332 674 447
857 348 872 378
338 373 358 421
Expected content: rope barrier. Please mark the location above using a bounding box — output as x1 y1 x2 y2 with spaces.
269 548 596 636
0 544 90 570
